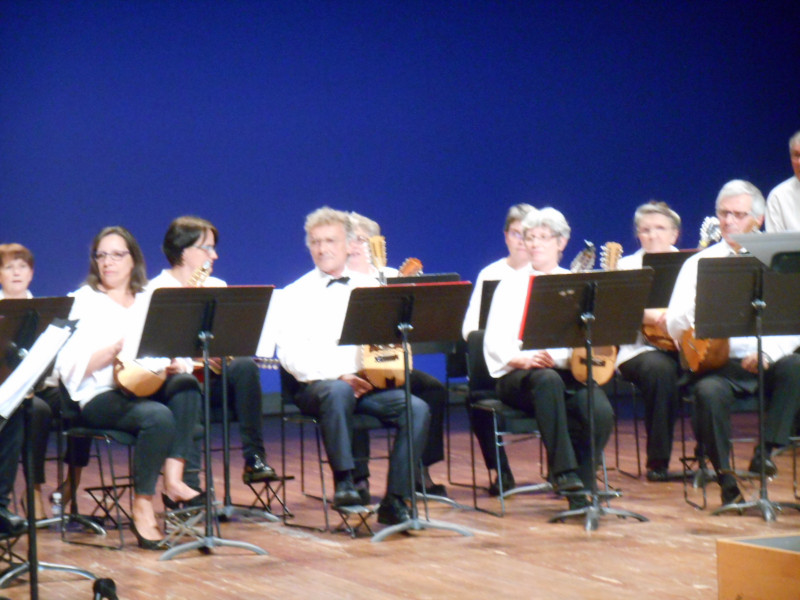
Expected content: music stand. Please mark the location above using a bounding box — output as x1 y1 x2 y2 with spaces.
339 282 474 542
477 280 500 331
693 257 800 521
135 286 274 560
0 298 96 598
641 251 698 308
518 270 653 531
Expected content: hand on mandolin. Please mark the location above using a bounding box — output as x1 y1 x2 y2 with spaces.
740 352 770 374
339 373 374 398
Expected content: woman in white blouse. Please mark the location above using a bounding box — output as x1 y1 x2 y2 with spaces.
57 226 202 550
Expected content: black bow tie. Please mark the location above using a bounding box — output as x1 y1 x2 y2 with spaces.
327 276 350 287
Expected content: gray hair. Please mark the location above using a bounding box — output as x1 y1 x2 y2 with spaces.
790 130 800 149
633 201 681 231
304 206 353 248
715 180 765 218
349 212 381 238
504 203 535 231
521 206 571 239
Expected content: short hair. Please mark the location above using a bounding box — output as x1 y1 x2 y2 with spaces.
86 226 148 294
522 206 571 239
789 130 800 149
162 216 219 267
304 207 352 247
504 203 535 231
0 243 34 269
349 212 381 238
633 201 681 231
715 179 766 218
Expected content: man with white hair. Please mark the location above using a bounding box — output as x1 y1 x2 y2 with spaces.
667 180 800 506
765 130 800 232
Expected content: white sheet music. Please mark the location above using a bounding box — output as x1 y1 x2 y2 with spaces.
0 323 73 419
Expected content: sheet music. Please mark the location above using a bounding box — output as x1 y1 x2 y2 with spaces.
0 323 73 419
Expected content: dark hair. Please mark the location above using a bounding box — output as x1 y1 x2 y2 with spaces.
162 216 219 267
86 226 148 294
0 243 34 269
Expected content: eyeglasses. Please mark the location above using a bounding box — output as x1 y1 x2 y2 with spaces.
93 250 130 262
507 230 524 241
717 210 752 221
636 225 675 236
524 233 559 243
192 244 217 254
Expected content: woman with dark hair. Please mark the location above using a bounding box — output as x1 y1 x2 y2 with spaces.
56 226 202 549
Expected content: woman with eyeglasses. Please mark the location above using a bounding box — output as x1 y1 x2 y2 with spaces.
56 226 202 550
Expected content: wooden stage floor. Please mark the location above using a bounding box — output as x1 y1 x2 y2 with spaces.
3 409 799 599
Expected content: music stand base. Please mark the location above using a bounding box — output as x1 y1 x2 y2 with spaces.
370 517 473 543
712 497 800 522
0 561 96 588
217 504 279 523
159 536 268 561
549 496 648 532
415 492 472 511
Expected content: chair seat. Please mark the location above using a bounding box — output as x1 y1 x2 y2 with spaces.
67 427 136 446
472 399 538 435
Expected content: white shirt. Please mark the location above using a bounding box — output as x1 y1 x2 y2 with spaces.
461 257 524 340
616 247 677 367
765 176 800 232
276 267 378 382
666 241 799 361
55 285 151 407
483 265 571 378
0 290 33 300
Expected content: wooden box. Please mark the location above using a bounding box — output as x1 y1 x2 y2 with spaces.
717 534 800 600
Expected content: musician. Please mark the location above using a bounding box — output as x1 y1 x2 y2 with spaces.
148 216 276 488
765 129 800 232
347 211 448 497
461 203 535 341
483 207 615 510
0 243 90 522
276 207 430 525
55 226 203 549
667 180 800 506
615 202 683 481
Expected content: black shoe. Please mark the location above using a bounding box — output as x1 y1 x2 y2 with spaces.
333 480 361 508
415 481 448 497
567 495 591 511
552 471 584 493
0 506 27 536
748 449 778 478
130 520 163 551
377 495 410 526
243 454 278 483
354 478 371 505
646 468 670 482
161 490 207 511
488 470 516 497
720 475 744 506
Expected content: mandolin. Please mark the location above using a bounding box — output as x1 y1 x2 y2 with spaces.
641 311 678 352
359 236 414 388
569 242 621 386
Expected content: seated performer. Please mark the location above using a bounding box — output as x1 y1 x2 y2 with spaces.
148 216 276 488
764 129 800 232
0 243 90 522
482 207 615 510
667 180 800 506
347 211 448 496
461 203 535 341
276 207 430 525
56 226 203 549
615 202 683 481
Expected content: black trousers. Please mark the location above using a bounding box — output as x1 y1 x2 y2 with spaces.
209 357 266 460
80 374 201 496
691 353 800 474
294 379 430 498
472 368 614 489
618 350 681 469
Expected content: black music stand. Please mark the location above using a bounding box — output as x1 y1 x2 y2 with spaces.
0 298 97 599
641 251 698 308
338 282 474 542
692 257 800 521
518 270 653 531
477 280 500 331
135 286 273 560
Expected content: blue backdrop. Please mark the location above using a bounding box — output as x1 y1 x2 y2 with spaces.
3 1 799 387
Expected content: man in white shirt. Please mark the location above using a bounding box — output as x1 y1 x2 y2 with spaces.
482 208 614 510
277 207 430 526
765 130 800 232
667 180 800 506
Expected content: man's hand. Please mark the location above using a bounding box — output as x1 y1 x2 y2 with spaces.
339 373 374 398
508 351 555 371
741 353 769 374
